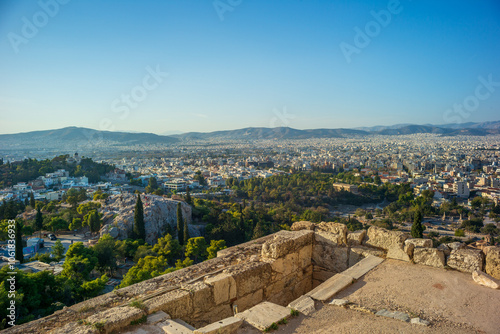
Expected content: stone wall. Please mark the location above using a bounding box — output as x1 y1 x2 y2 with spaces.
5 223 500 334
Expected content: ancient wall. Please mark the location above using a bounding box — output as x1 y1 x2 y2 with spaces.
5 223 500 334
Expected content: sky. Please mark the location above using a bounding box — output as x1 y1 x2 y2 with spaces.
0 0 499 135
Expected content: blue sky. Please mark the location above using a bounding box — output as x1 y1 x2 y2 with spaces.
1 0 499 134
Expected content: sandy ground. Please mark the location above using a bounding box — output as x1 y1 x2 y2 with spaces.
239 259 500 334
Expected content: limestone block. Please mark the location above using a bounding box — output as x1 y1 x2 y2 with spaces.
437 244 451 257
144 289 193 318
413 248 445 268
364 226 409 251
291 221 315 231
347 230 366 246
312 244 349 273
405 238 432 248
315 230 344 246
205 272 237 305
86 306 144 334
146 311 170 325
484 246 500 280
162 319 194 334
448 249 484 273
349 246 385 267
193 317 243 334
472 270 500 289
187 282 214 314
288 295 315 315
233 289 263 312
446 242 465 251
191 304 234 328
375 309 410 322
410 318 430 326
261 230 314 259
231 262 271 297
316 222 348 245
313 267 335 282
298 245 313 268
235 302 290 331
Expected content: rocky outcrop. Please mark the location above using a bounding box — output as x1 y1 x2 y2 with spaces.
405 238 432 248
447 249 484 273
484 246 500 279
98 194 195 245
413 248 445 268
316 222 348 246
347 230 366 246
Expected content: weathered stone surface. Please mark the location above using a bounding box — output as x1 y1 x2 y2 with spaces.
234 289 263 312
313 267 335 282
437 244 451 257
405 238 432 248
342 255 384 280
349 246 385 267
146 311 170 325
330 299 349 306
162 319 194 334
50 322 98 334
231 261 271 297
446 242 465 251
288 295 316 315
315 230 345 246
312 243 349 273
290 221 315 231
484 246 500 280
235 302 290 331
316 222 348 245
347 230 366 246
413 248 445 268
411 318 430 326
85 306 144 333
306 274 353 301
193 317 243 334
448 249 484 273
298 244 313 268
261 230 314 259
186 282 214 314
472 270 500 289
365 227 410 262
144 289 193 318
205 272 237 305
375 309 410 322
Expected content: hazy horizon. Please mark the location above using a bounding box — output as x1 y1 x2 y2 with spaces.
1 0 499 135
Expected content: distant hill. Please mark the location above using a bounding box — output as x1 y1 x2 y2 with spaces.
1 121 499 151
0 127 178 151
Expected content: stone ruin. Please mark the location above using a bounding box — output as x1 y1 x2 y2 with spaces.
98 194 198 245
4 222 499 333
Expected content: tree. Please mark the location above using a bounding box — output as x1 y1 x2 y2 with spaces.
177 203 184 245
50 217 69 232
15 221 23 264
185 187 192 205
83 210 101 233
79 275 109 299
29 192 35 208
69 218 82 231
51 240 65 261
35 207 43 237
183 218 190 245
184 237 207 262
61 243 97 281
93 234 117 275
252 221 265 240
152 234 181 265
207 240 226 259
411 210 424 238
133 195 145 241
145 177 159 194
119 256 169 288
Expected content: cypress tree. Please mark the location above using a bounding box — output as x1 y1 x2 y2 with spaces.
185 187 192 205
133 194 145 241
30 192 35 208
411 210 424 238
183 218 190 244
177 203 184 245
15 221 24 264
35 207 43 238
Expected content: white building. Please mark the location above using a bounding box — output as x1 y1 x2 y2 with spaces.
453 181 470 198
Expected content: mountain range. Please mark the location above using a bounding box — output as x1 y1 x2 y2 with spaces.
1 121 499 151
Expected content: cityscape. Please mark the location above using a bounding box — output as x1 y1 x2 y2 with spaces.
1 1 500 333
